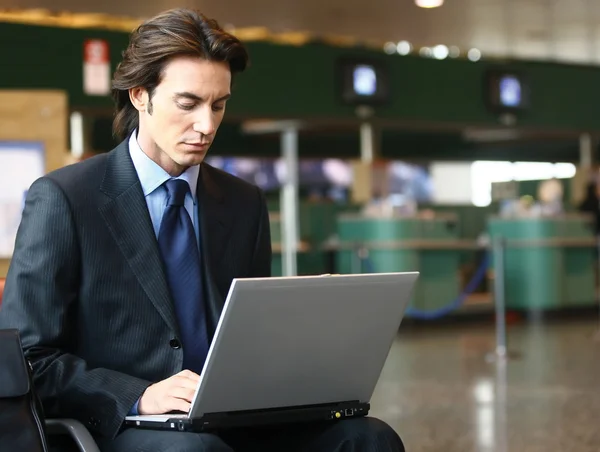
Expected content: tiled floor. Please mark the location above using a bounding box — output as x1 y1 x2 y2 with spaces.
370 317 600 451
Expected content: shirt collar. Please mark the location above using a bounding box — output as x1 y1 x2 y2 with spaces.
128 130 199 203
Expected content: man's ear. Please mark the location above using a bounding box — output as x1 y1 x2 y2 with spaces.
129 87 148 112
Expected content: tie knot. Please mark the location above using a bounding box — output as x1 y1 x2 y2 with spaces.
164 179 189 207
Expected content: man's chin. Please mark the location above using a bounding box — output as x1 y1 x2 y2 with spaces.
178 151 208 167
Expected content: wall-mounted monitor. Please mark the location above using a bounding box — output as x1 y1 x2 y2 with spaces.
485 70 530 112
337 58 390 106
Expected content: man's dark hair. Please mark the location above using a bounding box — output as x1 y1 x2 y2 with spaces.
111 8 249 140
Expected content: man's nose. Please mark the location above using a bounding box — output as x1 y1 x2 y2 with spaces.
192 108 216 137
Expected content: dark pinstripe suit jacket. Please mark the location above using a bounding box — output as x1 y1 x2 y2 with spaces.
0 140 272 439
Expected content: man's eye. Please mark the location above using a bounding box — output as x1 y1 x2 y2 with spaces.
177 103 195 111
212 104 224 112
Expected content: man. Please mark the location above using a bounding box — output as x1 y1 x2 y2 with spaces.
0 8 405 452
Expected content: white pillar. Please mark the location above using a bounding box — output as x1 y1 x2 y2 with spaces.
580 133 593 168
70 111 84 158
360 122 374 163
281 127 299 276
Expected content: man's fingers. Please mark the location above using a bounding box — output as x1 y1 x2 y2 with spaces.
169 387 196 403
177 369 200 381
166 397 191 414
173 375 200 390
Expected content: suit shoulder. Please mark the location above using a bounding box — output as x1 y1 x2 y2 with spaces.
43 152 110 193
203 163 262 196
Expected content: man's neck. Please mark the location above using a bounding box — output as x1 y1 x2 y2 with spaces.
135 127 187 177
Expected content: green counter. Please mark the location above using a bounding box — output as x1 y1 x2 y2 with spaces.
334 214 466 312
488 215 596 310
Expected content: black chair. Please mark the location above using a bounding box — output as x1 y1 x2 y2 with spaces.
0 328 100 452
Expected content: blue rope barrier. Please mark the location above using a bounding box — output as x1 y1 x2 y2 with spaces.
359 252 490 320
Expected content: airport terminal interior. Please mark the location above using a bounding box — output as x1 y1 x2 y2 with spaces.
1 0 600 451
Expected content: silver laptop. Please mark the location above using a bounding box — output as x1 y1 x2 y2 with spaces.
126 271 419 432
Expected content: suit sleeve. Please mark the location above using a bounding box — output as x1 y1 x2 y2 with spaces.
0 177 151 439
249 186 272 277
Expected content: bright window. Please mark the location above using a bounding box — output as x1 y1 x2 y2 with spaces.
470 161 576 207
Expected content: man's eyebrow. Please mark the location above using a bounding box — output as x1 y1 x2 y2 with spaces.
173 92 231 102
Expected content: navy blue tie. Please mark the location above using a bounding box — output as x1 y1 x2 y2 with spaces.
157 179 209 374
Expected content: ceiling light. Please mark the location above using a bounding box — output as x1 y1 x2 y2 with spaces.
467 48 482 61
449 46 460 58
419 47 433 58
433 45 449 59
384 42 397 54
415 0 444 8
397 41 412 55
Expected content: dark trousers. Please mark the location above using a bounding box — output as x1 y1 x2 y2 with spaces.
94 417 405 452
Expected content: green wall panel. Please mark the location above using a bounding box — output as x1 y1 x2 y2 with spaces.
0 22 127 108
2 21 600 133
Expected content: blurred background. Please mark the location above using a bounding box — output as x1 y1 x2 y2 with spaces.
1 0 600 450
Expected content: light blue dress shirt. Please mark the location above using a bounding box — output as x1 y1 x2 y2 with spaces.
128 131 201 246
127 130 202 415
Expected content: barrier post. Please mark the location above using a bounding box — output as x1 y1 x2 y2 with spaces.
351 243 362 274
494 353 509 452
595 236 600 342
358 246 370 272
493 236 508 357
486 236 522 361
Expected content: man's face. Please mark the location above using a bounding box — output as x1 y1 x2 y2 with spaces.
131 56 231 175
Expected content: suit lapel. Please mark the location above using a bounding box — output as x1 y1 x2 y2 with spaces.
197 163 232 326
98 141 179 334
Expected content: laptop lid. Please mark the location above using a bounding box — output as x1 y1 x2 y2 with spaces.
188 272 419 418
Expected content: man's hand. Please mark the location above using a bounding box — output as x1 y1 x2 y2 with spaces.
138 370 200 415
